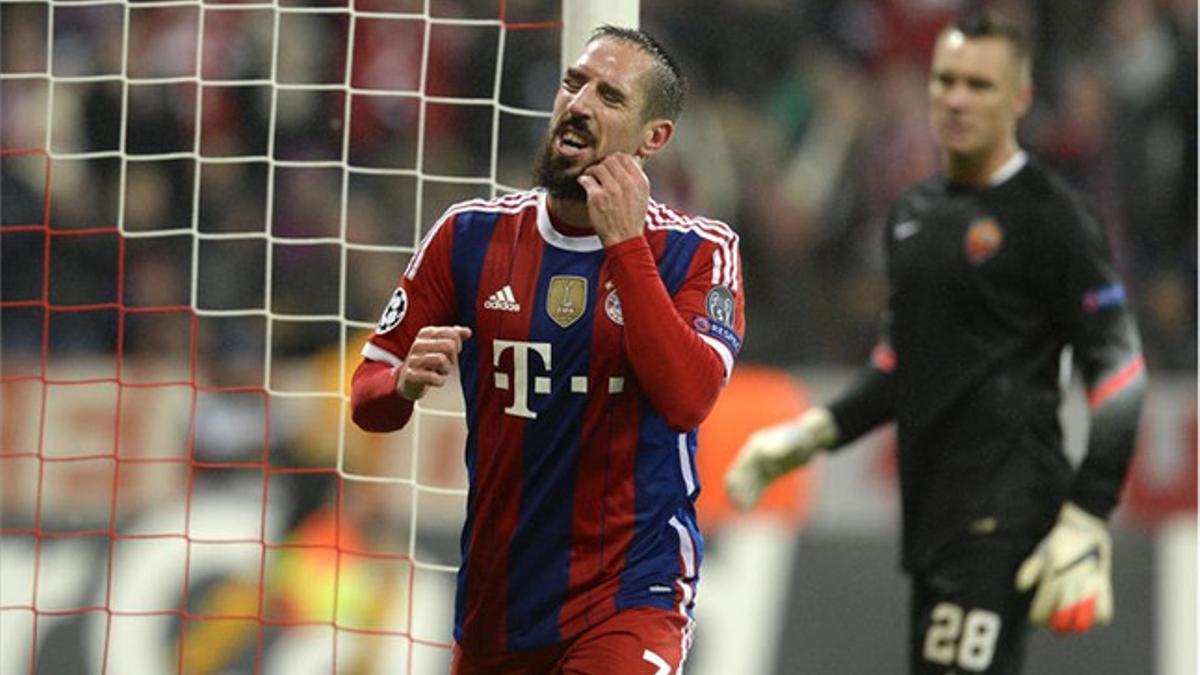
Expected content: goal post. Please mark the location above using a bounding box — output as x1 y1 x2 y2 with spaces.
561 0 640 71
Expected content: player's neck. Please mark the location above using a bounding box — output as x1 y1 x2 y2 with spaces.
943 140 1022 186
547 196 594 231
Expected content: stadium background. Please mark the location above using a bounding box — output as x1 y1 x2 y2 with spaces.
0 0 1194 673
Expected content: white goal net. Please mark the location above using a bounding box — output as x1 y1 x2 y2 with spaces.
0 1 632 673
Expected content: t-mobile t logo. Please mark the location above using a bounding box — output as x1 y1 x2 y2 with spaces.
491 339 625 419
492 339 552 419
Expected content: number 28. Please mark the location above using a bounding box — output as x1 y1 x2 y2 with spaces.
922 602 1001 671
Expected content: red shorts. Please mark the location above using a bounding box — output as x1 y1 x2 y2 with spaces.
451 606 693 675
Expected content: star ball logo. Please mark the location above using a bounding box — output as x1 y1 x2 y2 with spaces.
375 287 408 334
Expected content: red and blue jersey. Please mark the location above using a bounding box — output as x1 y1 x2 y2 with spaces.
350 189 744 654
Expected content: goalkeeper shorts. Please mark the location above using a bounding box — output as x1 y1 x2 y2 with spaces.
909 532 1037 675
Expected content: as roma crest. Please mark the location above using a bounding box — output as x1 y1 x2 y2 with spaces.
964 218 1004 265
547 275 587 328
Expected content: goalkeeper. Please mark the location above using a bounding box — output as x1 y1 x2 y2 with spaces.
727 11 1145 675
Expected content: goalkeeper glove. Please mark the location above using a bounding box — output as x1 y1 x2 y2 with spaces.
724 407 838 511
1015 501 1114 633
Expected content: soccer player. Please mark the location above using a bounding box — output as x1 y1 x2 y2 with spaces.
351 26 743 674
726 12 1145 675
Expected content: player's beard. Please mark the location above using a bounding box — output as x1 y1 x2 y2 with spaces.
533 122 589 202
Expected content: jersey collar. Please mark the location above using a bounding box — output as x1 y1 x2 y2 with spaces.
536 190 604 252
988 150 1029 187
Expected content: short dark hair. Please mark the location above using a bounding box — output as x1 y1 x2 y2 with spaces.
587 25 687 122
946 11 1032 79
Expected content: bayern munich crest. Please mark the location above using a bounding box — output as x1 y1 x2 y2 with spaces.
604 289 623 325
375 286 408 334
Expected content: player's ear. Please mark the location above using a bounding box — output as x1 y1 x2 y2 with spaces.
1012 79 1033 119
1011 57 1033 119
636 119 674 159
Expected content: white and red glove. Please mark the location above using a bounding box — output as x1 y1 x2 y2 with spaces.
1015 501 1114 633
724 407 838 510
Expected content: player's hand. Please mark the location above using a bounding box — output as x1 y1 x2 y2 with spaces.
577 153 648 247
397 325 472 401
1015 501 1114 633
724 407 838 511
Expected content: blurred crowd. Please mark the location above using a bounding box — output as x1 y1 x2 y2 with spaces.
1 0 1195 371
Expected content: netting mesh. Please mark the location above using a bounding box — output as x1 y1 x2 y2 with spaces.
0 2 560 672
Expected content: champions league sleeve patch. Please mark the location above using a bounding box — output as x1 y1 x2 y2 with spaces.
696 285 739 353
1082 282 1126 313
692 315 742 354
375 286 408 334
704 285 736 327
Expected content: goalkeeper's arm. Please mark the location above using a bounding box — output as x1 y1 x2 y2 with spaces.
1014 307 1145 634
725 348 895 510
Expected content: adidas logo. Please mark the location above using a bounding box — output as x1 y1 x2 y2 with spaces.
484 285 521 312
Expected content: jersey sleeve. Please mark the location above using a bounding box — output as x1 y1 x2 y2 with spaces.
1038 201 1147 518
350 212 459 432
666 231 746 381
828 204 903 448
827 312 897 446
605 229 744 432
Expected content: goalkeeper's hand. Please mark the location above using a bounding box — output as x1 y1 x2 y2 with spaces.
1015 502 1114 633
724 407 838 511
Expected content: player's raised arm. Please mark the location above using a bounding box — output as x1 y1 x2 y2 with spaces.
572 111 741 430
351 209 460 433
602 220 738 430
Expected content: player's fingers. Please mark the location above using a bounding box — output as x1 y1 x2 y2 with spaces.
585 160 617 188
402 367 448 389
423 325 472 348
731 438 759 464
1049 604 1076 633
577 173 600 197
415 335 468 362
723 463 753 510
611 153 647 187
1049 594 1095 634
1072 596 1096 633
1094 584 1114 625
599 153 632 180
434 337 466 364
1014 553 1044 592
725 474 758 511
1028 583 1055 625
429 352 453 374
611 157 647 196
411 351 452 375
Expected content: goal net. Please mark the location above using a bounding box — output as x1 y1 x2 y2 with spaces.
0 1 631 673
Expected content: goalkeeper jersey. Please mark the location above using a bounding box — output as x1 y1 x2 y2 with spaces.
829 153 1146 572
350 189 744 654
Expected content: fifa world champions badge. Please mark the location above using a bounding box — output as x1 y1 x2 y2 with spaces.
375 287 408 334
547 275 587 328
964 218 1004 265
